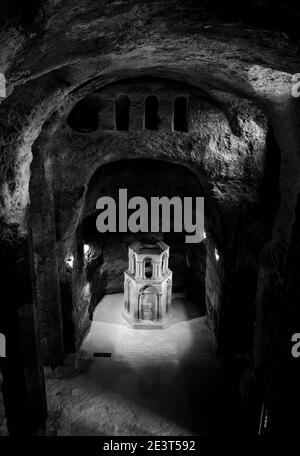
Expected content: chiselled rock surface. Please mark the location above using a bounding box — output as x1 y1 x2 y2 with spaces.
0 0 300 435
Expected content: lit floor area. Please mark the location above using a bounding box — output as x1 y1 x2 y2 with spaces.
46 293 245 436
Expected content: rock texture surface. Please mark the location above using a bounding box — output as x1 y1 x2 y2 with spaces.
0 0 300 435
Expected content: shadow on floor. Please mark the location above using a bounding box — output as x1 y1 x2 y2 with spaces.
46 293 246 436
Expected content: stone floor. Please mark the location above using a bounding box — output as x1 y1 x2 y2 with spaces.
46 293 245 436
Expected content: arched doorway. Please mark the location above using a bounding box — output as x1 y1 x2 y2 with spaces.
139 286 158 321
143 257 153 279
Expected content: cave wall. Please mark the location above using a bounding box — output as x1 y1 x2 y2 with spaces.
205 236 224 343
0 0 299 435
49 78 268 265
0 225 47 434
80 160 205 289
71 236 92 349
0 1 298 235
33 79 268 350
29 140 64 365
73 158 207 342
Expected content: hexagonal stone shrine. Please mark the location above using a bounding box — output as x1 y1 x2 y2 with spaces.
123 240 173 329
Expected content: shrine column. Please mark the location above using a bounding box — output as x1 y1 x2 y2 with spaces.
167 283 172 312
128 254 132 272
135 261 142 278
156 294 162 321
152 262 158 279
124 281 130 312
157 262 161 279
135 291 141 321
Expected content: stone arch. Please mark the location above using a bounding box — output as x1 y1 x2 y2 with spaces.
143 257 153 279
27 140 223 365
25 71 271 367
67 94 100 132
138 285 158 321
28 152 222 358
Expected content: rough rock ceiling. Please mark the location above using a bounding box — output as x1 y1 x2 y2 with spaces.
0 1 299 235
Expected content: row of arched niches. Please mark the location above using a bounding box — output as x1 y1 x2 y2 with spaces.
66 78 194 134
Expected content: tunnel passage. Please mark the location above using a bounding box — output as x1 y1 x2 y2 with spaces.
71 159 210 329
28 77 273 424
14 55 287 435
46 156 248 435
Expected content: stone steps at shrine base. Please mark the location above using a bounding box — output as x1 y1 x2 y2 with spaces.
122 309 175 329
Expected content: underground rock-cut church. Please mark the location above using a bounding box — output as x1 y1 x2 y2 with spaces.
1 0 300 440
123 240 173 329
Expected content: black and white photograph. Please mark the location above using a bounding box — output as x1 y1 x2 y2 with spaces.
0 0 300 450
